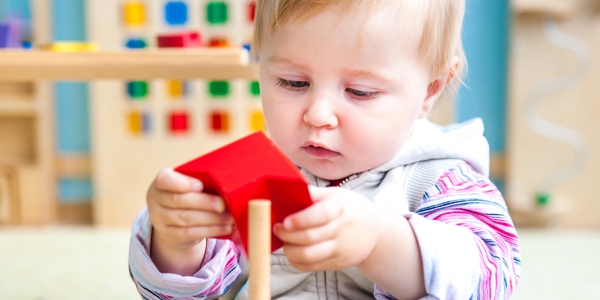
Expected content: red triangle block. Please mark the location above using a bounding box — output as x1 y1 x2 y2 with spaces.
175 132 313 254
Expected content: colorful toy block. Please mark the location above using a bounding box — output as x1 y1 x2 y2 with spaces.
127 111 151 135
210 110 230 132
127 81 149 99
206 1 229 25
249 111 264 131
247 1 257 23
128 111 143 134
169 110 189 133
249 81 260 97
175 132 313 253
208 36 228 48
165 1 188 25
124 2 146 26
156 31 202 48
167 80 185 98
0 23 22 48
126 38 147 49
208 80 230 97
41 42 98 52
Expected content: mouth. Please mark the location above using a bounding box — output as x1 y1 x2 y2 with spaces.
302 142 340 159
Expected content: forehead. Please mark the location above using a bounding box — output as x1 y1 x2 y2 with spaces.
271 2 426 49
264 3 426 60
260 3 431 84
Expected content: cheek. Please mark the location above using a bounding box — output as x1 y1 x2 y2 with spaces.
260 95 299 150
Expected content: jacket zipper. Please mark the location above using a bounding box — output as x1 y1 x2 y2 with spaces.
338 173 360 187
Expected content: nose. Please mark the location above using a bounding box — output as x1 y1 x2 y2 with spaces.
303 96 339 129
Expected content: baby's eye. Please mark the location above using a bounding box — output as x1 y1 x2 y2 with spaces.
277 79 310 90
346 88 379 100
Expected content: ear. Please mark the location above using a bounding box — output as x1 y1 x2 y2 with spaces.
418 57 460 119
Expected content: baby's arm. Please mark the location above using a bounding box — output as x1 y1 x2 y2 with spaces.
128 169 242 299
375 163 521 300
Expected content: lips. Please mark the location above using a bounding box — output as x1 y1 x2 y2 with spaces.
302 142 340 159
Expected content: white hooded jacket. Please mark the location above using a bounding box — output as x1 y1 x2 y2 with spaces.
232 118 490 300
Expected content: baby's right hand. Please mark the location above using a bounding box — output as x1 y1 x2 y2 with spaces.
147 168 234 251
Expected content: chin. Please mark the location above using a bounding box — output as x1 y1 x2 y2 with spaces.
303 164 351 181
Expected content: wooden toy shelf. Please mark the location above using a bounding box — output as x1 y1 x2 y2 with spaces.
512 0 577 19
0 48 257 226
0 48 256 81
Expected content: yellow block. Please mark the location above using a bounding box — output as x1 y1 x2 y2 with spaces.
41 42 98 52
167 80 183 98
128 111 142 134
124 2 145 26
250 110 264 131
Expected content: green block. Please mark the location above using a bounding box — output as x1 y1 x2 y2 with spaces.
127 81 149 99
249 81 260 97
206 1 228 24
208 81 230 97
536 191 550 206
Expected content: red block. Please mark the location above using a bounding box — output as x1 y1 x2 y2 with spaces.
248 1 256 23
175 132 313 254
157 31 202 48
210 110 229 132
169 110 189 133
208 36 228 48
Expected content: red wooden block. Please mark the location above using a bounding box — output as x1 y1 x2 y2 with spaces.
157 31 202 48
210 110 229 132
208 36 228 48
175 132 313 254
248 1 256 23
169 110 189 133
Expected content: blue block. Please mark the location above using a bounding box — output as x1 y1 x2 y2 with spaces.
0 23 21 48
165 1 188 25
142 112 152 133
126 38 147 49
52 0 87 41
54 82 91 154
58 177 93 203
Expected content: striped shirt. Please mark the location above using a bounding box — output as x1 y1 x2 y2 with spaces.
129 163 521 299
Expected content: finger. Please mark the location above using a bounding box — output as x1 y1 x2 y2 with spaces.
151 188 226 213
308 185 338 202
160 208 234 228
283 241 335 269
282 198 342 230
154 168 203 193
274 218 340 246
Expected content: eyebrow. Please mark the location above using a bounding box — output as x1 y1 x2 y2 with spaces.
265 56 394 83
264 56 305 69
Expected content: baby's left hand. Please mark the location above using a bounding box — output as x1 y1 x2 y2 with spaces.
273 185 386 272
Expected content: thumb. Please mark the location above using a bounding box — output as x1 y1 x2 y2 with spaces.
308 185 337 202
154 168 203 193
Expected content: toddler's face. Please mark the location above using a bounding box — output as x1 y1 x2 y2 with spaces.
259 5 437 180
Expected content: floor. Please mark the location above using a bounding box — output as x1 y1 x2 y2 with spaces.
0 227 599 300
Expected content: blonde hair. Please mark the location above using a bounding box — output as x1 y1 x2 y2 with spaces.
252 0 467 100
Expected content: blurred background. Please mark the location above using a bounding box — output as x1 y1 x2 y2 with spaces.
0 0 599 299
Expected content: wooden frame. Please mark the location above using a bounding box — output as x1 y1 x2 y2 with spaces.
0 49 256 82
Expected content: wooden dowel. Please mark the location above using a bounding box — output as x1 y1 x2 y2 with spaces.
248 200 271 300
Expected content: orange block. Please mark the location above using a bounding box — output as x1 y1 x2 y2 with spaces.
249 110 264 131
127 111 142 134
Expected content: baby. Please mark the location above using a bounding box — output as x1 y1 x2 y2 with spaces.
129 0 521 299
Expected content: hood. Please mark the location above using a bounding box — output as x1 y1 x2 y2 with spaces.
373 117 490 177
